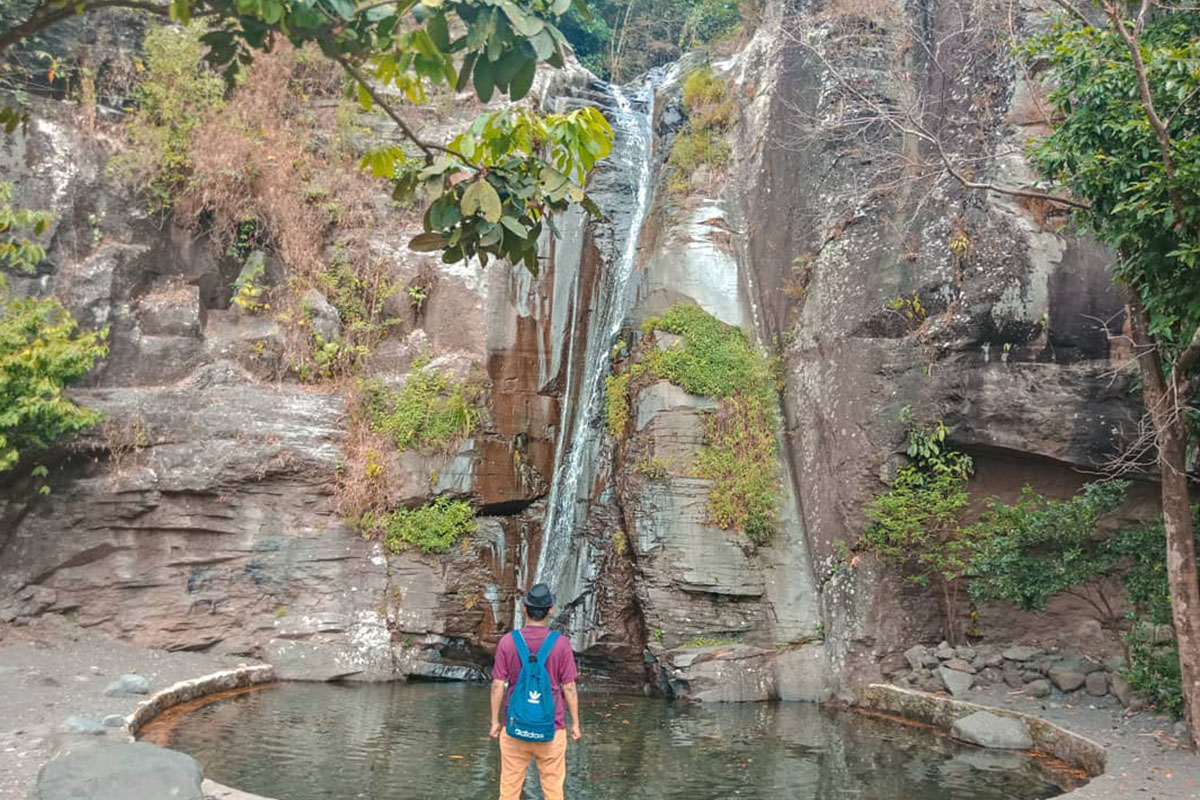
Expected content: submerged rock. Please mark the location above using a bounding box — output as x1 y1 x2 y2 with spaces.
951 711 1033 750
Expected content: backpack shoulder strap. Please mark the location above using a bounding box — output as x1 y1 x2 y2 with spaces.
534 631 560 665
511 629 532 664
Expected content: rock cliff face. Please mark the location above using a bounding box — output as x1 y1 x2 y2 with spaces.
0 0 1151 697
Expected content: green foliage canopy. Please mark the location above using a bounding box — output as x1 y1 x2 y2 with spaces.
1027 10 1200 355
967 480 1130 612
0 297 108 472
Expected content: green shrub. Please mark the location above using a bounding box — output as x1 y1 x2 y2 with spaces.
363 369 481 454
679 0 743 47
360 496 478 554
859 421 975 643
1109 513 1199 719
642 303 771 399
605 372 631 436
0 297 108 472
0 182 53 273
642 303 781 543
967 481 1130 618
110 24 224 212
668 67 735 195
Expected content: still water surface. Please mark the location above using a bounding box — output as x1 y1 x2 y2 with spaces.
161 682 1066 800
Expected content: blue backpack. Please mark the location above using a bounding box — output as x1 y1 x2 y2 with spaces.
505 629 560 742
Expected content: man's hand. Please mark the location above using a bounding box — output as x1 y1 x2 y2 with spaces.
570 722 582 742
490 720 502 738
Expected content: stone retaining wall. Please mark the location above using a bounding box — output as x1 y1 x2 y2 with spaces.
124 665 276 737
858 683 1107 777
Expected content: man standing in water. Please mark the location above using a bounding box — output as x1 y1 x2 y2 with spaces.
490 583 582 800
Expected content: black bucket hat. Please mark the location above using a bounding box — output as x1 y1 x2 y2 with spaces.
523 583 555 609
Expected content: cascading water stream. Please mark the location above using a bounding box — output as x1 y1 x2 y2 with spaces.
531 68 669 644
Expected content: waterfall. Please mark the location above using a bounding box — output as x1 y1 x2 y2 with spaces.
531 68 668 645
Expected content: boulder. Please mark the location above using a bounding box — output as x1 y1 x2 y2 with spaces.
1026 679 1052 698
63 716 105 735
939 665 974 697
1085 671 1109 697
943 658 976 674
1001 645 1042 662
1109 674 1147 710
103 674 150 697
35 742 203 800
1048 661 1087 692
955 646 977 661
935 643 955 660
903 645 927 672
301 288 343 343
1002 666 1024 689
951 711 1033 750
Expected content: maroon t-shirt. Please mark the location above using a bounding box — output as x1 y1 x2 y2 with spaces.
492 626 579 730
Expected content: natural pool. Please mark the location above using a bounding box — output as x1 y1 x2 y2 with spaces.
151 682 1068 799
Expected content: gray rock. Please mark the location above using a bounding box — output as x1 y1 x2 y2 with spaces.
943 658 976 674
301 288 343 343
1105 655 1127 673
1026 679 1052 698
955 646 977 661
1002 666 1024 688
103 674 150 696
1048 661 1087 692
1001 645 1042 662
101 715 126 728
1109 673 1147 710
903 644 927 672
935 643 955 660
976 653 1004 669
939 666 974 697
63 716 105 735
1085 671 1109 697
35 742 203 800
921 653 941 669
979 667 1004 684
951 711 1033 750
1152 624 1176 645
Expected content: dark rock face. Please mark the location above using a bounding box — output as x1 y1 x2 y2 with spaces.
735 0 1150 686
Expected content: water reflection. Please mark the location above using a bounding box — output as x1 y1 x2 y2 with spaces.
162 683 1064 800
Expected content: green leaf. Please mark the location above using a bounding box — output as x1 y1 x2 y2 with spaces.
500 215 529 237
510 59 535 100
410 232 451 251
427 14 451 51
473 57 494 102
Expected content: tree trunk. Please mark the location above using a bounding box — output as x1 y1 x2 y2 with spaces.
1129 298 1200 749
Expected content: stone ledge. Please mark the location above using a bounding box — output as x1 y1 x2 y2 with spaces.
203 778 278 800
124 664 277 737
857 684 1106 777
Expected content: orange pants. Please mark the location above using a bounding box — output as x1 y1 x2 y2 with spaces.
498 728 567 800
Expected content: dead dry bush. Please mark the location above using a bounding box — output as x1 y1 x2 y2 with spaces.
334 385 405 524
176 43 411 379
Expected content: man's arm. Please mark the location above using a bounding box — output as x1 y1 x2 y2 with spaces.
562 681 581 741
490 679 506 738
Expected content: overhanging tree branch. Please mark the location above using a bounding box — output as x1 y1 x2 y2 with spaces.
0 0 177 55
